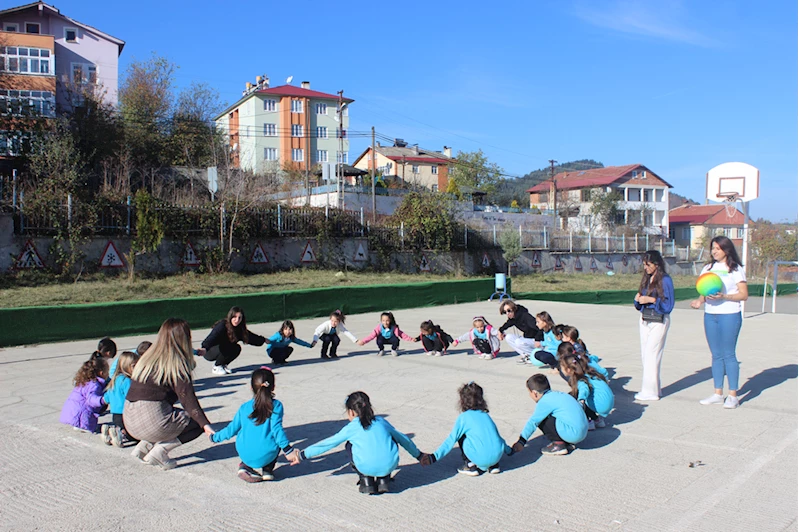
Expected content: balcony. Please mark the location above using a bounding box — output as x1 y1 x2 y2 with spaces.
0 30 54 52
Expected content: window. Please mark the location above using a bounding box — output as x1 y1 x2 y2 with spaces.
64 27 78 42
316 150 328 163
655 189 664 202
264 148 278 161
431 165 438 175
316 126 327 139
632 170 638 178
336 151 348 164
641 171 647 179
316 103 327 115
4 23 18 32
25 23 40 34
431 184 438 192
291 99 303 113
263 123 276 136
539 192 549 203
71 63 97 84
0 89 55 117
580 189 592 202
263 99 276 112
628 188 641 201
682 227 690 240
292 148 304 162
291 124 303 137
0 47 52 74
643 189 651 202
412 165 419 174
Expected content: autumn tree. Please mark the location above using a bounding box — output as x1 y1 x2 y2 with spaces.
449 149 503 193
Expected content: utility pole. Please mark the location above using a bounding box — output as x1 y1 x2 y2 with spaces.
371 126 376 223
337 90 344 209
549 159 558 229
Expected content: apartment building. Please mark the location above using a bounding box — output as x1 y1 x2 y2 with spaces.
0 2 124 112
352 141 452 191
214 78 352 173
527 164 672 235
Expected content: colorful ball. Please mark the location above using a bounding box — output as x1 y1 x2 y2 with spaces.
696 272 723 297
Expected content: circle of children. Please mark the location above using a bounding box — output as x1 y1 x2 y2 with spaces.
60 300 612 495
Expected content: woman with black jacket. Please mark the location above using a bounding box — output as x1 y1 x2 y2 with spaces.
497 300 543 364
202 307 268 375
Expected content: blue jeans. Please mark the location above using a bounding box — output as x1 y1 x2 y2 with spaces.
703 312 742 391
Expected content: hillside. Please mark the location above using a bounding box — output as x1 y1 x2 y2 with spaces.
492 159 604 207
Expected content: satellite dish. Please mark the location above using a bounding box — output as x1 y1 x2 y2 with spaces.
286 76 293 85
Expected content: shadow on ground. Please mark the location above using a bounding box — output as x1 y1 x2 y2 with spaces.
739 364 798 405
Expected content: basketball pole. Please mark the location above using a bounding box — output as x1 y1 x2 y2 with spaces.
741 197 749 316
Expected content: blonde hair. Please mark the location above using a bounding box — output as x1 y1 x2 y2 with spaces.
132 318 195 387
107 351 139 392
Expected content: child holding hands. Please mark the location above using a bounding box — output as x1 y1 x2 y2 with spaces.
452 316 501 359
60 357 108 433
357 312 415 357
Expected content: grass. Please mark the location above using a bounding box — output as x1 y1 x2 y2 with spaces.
0 269 699 309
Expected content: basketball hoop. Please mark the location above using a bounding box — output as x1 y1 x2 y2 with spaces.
717 193 740 218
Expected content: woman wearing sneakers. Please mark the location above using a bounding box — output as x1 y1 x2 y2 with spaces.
690 236 748 409
202 307 268 375
497 300 544 364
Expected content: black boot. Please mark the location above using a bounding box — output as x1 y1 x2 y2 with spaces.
358 475 377 495
376 475 391 494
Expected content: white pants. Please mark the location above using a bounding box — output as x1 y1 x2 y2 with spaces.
638 315 670 397
505 333 539 357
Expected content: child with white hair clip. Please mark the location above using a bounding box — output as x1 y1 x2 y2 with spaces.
452 316 501 359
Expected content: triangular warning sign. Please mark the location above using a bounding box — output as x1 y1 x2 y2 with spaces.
250 243 269 264
354 242 367 262
606 256 613 270
99 241 125 269
532 251 541 268
301 241 317 263
481 253 491 268
182 241 200 267
15 240 44 269
554 255 564 271
622 254 628 267
419 254 431 272
574 256 583 271
590 256 598 271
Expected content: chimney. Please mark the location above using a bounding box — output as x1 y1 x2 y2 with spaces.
413 145 419 155
256 76 262 85
264 76 270 88
301 81 310 89
443 146 452 158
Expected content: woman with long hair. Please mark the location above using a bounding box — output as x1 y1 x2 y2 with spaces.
690 236 748 409
124 318 215 470
202 306 267 375
633 250 675 401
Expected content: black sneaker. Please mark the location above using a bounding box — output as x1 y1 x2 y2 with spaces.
261 467 275 481
321 353 330 359
358 476 377 494
541 442 570 456
329 353 338 359
237 463 264 483
457 462 481 476
376 475 391 494
488 464 501 474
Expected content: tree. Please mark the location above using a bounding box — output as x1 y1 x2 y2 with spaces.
126 189 165 280
392 192 457 250
445 177 461 199
449 149 503 194
588 188 623 233
171 82 224 169
750 220 798 276
498 227 522 276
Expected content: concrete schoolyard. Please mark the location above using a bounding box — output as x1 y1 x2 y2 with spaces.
0 299 796 531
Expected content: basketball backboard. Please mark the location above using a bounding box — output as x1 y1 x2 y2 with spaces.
706 162 759 203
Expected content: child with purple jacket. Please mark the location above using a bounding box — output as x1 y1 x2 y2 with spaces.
60 357 108 433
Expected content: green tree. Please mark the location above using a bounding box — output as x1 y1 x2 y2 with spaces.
450 149 503 194
498 227 522 276
588 188 623 232
126 189 165 280
445 177 461 198
392 192 457 250
750 220 798 275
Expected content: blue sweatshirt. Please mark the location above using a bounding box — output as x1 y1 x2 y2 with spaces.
577 376 614 417
303 417 420 478
633 274 675 315
266 332 313 353
108 358 119 380
540 330 560 354
103 374 131 415
433 410 511 470
521 390 588 444
211 398 292 469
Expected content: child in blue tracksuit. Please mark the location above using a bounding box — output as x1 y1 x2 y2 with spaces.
267 320 314 365
101 351 139 447
561 325 609 379
424 382 512 475
297 391 423 495
211 367 299 482
530 312 561 368
512 374 588 456
560 345 614 430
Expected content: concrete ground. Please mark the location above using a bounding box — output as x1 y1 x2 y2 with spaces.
0 300 796 531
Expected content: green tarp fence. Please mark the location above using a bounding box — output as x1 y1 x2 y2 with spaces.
513 283 798 306
0 278 505 347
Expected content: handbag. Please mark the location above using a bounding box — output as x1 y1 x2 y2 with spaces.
641 307 665 323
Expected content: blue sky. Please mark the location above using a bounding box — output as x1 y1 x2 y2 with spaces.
62 0 796 221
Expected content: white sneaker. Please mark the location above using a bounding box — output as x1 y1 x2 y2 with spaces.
699 393 724 405
212 366 226 375
634 393 660 401
435 351 444 357
516 355 530 365
390 350 398 357
377 350 385 357
595 417 606 428
723 395 740 409
222 365 233 374
426 350 434 356
587 420 596 431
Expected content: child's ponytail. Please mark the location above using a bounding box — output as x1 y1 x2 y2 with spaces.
331 309 346 324
346 391 375 429
249 367 275 425
94 337 117 359
75 357 108 387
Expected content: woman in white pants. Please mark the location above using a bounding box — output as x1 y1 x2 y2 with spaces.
497 300 543 363
633 250 675 401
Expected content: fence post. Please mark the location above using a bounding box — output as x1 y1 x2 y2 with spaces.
588 233 591 253
635 234 639 252
519 225 522 247
221 202 226 239
658 239 663 254
464 225 468 248
67 193 73 229
126 195 132 236
543 226 548 249
360 207 364 236
400 222 404 251
605 234 609 252
493 225 496 246
569 230 573 253
277 204 282 236
19 189 24 233
11 169 17 212
646 234 649 250
325 205 329 220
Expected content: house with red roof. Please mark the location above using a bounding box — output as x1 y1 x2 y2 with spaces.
668 203 744 249
527 164 672 235
352 141 453 191
213 77 352 172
